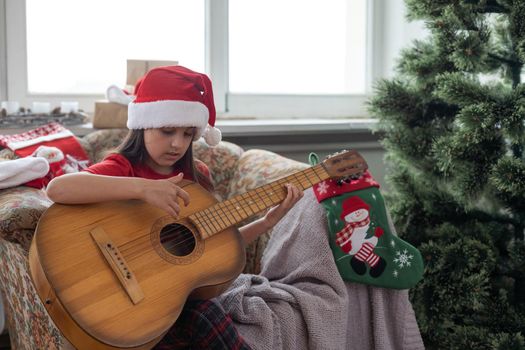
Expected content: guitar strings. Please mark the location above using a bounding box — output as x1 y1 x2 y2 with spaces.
118 162 366 260
118 170 321 259
118 170 324 259
205 163 364 230
198 169 318 231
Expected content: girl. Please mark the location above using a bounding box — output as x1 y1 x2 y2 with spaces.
46 65 303 349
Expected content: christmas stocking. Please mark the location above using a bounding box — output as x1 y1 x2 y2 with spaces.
310 154 424 289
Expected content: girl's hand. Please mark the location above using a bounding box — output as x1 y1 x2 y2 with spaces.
140 173 190 217
263 183 304 229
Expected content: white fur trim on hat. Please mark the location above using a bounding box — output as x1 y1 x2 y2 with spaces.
127 100 209 138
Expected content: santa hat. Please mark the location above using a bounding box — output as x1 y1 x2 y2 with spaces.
0 157 49 189
340 196 370 221
127 65 221 146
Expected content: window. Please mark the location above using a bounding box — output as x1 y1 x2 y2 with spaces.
4 0 381 118
26 0 204 94
229 0 366 95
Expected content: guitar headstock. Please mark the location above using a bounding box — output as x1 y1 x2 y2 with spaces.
321 150 368 180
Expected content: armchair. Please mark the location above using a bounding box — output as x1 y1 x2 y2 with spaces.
0 128 308 349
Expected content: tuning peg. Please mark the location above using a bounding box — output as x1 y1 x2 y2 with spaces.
336 176 351 186
336 172 364 186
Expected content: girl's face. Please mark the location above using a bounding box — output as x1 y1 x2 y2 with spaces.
143 127 195 174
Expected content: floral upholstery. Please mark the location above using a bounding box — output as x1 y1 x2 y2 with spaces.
0 148 16 160
0 188 51 251
81 128 129 163
193 140 243 201
0 239 64 350
0 128 307 350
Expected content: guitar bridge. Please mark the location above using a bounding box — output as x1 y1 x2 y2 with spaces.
90 227 144 305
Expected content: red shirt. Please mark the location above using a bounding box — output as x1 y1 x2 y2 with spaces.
84 153 211 182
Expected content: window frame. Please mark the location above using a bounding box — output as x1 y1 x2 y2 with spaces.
2 0 384 118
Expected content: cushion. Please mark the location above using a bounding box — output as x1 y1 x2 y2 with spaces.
82 129 129 163
193 140 244 201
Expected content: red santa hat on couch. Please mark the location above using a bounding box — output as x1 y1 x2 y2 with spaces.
127 65 221 146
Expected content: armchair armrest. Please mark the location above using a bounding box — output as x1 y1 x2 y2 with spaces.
227 149 309 274
0 187 52 251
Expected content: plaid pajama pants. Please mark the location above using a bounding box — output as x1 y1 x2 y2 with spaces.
153 299 251 350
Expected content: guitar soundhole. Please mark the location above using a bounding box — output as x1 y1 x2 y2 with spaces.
159 223 196 257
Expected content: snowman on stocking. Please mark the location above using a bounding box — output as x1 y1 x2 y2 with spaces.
336 196 387 278
311 152 424 289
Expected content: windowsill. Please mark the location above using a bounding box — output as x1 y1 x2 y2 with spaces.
215 117 377 136
0 117 378 137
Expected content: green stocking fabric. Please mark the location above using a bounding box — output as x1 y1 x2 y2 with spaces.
310 154 423 289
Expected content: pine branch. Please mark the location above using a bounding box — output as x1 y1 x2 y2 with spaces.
487 53 523 87
488 53 522 66
479 1 509 14
478 5 508 13
467 207 521 227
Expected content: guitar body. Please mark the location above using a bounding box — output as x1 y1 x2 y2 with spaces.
29 180 245 350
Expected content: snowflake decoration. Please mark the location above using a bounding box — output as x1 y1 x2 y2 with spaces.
393 270 399 278
390 240 396 248
371 193 376 200
331 199 338 206
316 181 329 195
393 249 414 269
334 219 339 226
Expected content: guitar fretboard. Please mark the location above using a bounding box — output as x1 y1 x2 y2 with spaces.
189 164 329 239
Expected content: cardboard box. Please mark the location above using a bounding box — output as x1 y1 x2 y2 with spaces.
126 59 179 87
92 101 128 129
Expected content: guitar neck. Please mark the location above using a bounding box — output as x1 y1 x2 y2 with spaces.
189 164 330 239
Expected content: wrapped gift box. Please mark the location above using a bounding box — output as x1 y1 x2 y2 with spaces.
93 59 178 129
93 101 128 129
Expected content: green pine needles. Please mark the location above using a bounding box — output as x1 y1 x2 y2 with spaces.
369 1 525 349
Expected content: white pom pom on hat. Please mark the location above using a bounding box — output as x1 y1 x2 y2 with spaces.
203 124 222 147
127 65 222 146
106 85 134 105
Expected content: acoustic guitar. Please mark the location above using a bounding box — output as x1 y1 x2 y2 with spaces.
29 150 367 350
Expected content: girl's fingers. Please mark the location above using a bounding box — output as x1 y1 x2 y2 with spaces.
177 189 190 206
284 184 294 205
168 187 190 207
168 202 181 217
288 184 302 202
165 205 177 217
170 186 189 206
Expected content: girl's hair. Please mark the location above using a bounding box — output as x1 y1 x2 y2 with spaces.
116 129 214 192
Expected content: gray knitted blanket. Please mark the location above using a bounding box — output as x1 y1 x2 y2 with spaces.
218 189 424 350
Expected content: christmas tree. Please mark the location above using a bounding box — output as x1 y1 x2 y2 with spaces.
369 1 525 349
